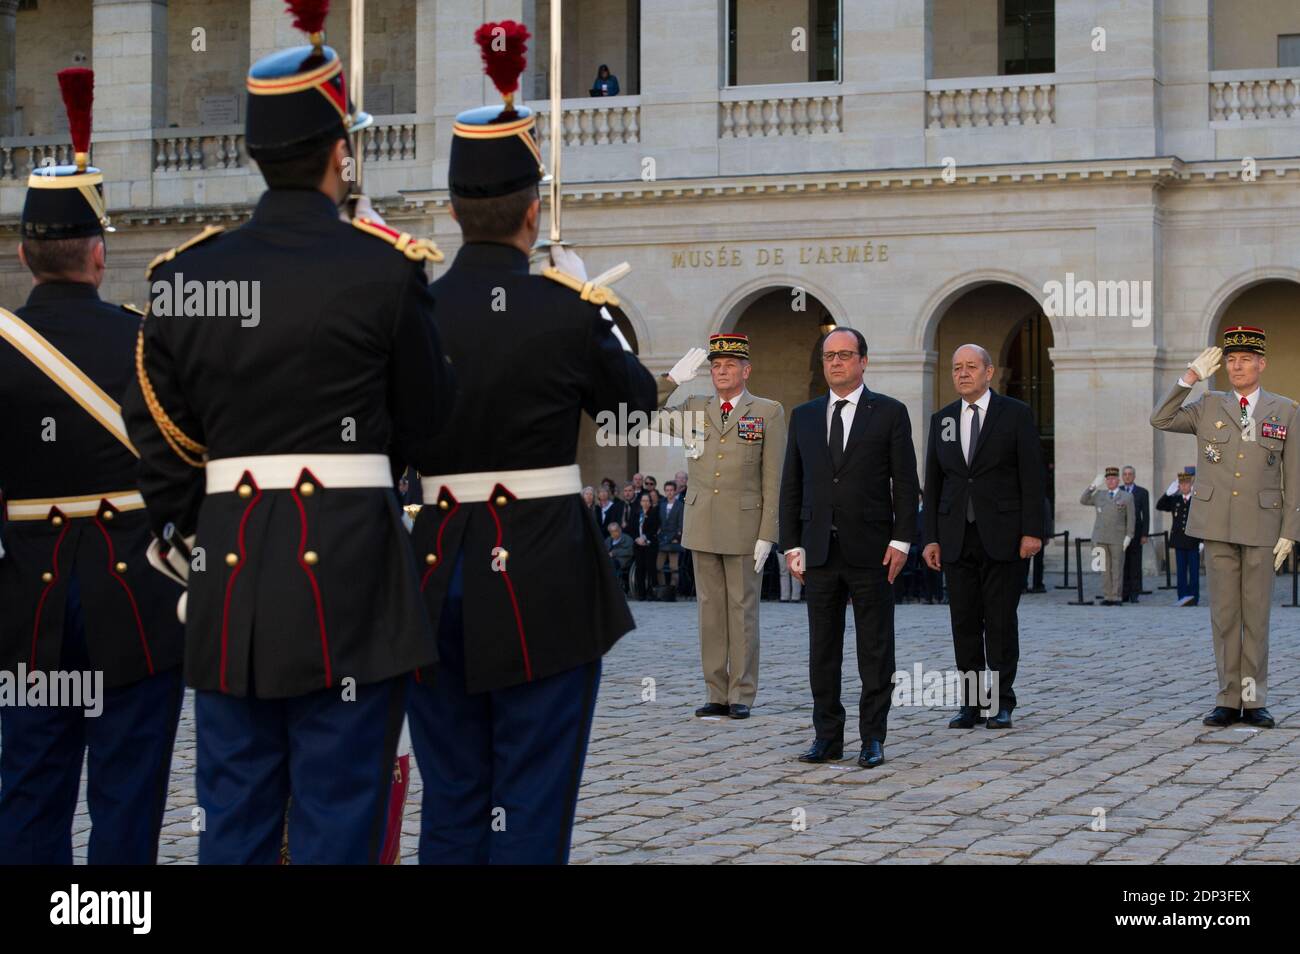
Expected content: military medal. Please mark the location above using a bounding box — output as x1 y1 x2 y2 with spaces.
1204 442 1221 463
737 416 764 442
1261 421 1287 441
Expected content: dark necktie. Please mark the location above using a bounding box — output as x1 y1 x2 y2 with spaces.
721 400 733 424
829 399 848 471
966 403 980 520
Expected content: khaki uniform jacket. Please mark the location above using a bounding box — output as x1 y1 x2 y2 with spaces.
1080 485 1135 545
655 377 786 555
1151 382 1300 547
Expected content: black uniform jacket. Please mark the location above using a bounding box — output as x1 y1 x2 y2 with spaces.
778 389 920 568
411 242 657 693
1 282 183 688
922 391 1046 562
1156 491 1201 550
122 189 455 698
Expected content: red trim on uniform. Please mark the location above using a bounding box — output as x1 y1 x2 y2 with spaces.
319 72 348 117
486 496 532 682
420 492 459 591
30 518 71 669
220 487 263 694
92 515 154 676
290 484 332 688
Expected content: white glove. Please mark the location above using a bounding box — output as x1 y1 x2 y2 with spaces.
1166 480 1179 497
1187 346 1222 383
177 591 187 625
350 194 384 224
668 347 709 385
0 537 5 560
1091 472 1106 490
786 547 806 574
1122 535 1132 550
1273 537 1294 572
754 539 773 574
1199 542 1204 554
146 534 195 587
549 243 587 281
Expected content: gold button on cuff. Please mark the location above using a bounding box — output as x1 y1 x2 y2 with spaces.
720 438 726 444
299 482 315 497
237 484 253 499
1235 472 1242 478
495 495 508 506
425 553 438 565
1232 490 1239 496
51 515 63 527
41 571 53 583
1238 453 1245 459
439 500 450 510
717 453 723 459
102 510 114 521
714 472 721 477
303 550 319 566
713 488 720 494
115 561 127 573
225 552 239 567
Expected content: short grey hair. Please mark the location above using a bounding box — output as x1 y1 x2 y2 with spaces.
953 343 993 368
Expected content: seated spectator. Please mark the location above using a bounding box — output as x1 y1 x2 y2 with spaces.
591 64 620 97
607 522 634 587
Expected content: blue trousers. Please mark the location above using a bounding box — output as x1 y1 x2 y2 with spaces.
409 557 601 864
1176 548 1200 602
195 675 407 864
0 573 183 864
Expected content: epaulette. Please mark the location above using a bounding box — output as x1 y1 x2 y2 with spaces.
121 303 145 317
146 225 225 279
352 218 444 263
541 267 621 308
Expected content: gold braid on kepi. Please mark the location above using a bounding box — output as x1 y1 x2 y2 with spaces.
135 326 207 468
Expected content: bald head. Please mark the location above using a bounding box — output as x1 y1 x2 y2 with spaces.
951 343 994 401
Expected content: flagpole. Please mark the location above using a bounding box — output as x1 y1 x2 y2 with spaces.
548 0 563 243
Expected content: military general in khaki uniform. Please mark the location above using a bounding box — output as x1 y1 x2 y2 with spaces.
1151 325 1300 729
1080 466 1135 605
656 334 786 719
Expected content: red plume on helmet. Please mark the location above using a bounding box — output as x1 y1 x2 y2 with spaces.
285 0 329 38
474 20 531 114
57 68 94 172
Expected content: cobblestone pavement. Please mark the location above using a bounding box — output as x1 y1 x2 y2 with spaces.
66 571 1300 864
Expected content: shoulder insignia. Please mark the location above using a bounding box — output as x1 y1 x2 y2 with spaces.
121 303 145 317
542 266 622 308
145 225 225 279
352 218 444 263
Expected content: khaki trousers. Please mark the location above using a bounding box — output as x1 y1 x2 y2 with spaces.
1204 541 1273 708
692 550 761 706
1096 543 1124 602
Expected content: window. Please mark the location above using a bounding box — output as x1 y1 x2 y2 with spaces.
1280 35 1300 69
726 0 841 87
1000 0 1055 76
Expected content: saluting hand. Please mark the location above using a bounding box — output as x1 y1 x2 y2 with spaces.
1183 346 1222 385
668 347 709 385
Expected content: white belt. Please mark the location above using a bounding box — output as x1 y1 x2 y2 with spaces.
421 464 581 504
206 454 392 494
6 490 145 521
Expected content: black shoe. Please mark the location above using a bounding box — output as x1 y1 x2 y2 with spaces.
1202 706 1239 727
857 740 885 768
1029 585 1047 594
986 708 1014 729
728 704 750 720
947 706 986 729
1242 707 1275 728
1100 600 1121 606
797 739 843 763
694 702 729 717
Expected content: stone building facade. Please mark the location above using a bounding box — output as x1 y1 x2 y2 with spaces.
2 0 1299 537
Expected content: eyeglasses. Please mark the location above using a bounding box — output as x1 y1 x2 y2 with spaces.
822 350 860 363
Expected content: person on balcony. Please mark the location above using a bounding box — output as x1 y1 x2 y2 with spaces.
591 64 620 97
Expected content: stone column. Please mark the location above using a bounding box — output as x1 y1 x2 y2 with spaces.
92 0 166 208
639 0 722 178
0 0 17 137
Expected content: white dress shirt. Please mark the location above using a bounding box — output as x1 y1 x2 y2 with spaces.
1234 388 1259 420
959 388 993 463
826 383 909 556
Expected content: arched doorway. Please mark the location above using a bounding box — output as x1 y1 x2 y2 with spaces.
728 286 838 418
1212 280 1300 398
576 307 641 491
931 282 1056 498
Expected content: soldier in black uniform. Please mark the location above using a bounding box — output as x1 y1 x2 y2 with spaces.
0 69 185 864
122 7 455 864
406 21 658 864
1156 469 1202 605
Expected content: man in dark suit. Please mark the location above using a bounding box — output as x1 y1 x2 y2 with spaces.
596 487 623 538
922 344 1045 730
1120 465 1150 603
780 328 919 768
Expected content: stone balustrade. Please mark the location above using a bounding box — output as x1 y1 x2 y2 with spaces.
718 89 842 138
535 97 641 146
926 76 1055 129
1210 69 1300 122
